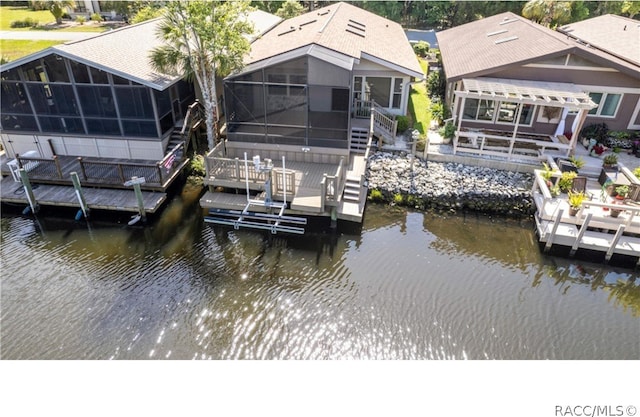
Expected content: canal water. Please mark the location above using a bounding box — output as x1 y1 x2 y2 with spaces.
1 192 638 360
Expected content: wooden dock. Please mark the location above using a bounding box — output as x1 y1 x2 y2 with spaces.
531 168 640 266
200 152 368 224
1 175 167 214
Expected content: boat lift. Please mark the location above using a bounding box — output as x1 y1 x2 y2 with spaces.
204 153 307 234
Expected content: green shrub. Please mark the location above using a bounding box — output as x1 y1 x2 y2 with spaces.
396 115 409 134
393 193 404 205
10 18 38 28
426 70 446 101
413 41 430 57
75 16 86 24
368 189 384 202
90 13 103 22
439 121 455 140
188 154 206 177
580 123 608 142
633 167 640 179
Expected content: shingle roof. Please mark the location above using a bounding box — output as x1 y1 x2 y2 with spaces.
246 2 423 78
437 12 574 81
54 18 175 90
1 10 282 90
558 14 640 66
437 12 640 82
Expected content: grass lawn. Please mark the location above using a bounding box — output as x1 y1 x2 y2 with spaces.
1 6 55 30
1 6 111 32
408 58 432 135
1 39 62 61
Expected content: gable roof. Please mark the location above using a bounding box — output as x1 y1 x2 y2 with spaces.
0 10 282 91
245 2 423 78
558 14 640 67
437 12 640 82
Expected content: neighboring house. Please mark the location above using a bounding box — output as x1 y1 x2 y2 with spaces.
0 10 281 162
0 18 195 161
436 12 640 162
203 2 423 225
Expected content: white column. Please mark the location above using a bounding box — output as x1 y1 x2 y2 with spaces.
554 107 570 137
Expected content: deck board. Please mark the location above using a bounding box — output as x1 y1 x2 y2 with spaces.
1 175 166 213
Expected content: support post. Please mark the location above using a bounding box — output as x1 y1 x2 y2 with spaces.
70 171 90 219
19 168 39 214
544 209 564 252
570 213 592 256
133 182 146 222
605 224 625 263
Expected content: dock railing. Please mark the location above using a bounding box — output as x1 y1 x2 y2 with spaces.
353 99 397 145
204 150 296 200
15 154 63 180
321 156 345 209
14 144 186 190
532 169 640 234
455 129 571 162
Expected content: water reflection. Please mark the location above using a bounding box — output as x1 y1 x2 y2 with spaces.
1 198 638 359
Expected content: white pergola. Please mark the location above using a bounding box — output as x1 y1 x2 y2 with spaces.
452 77 598 154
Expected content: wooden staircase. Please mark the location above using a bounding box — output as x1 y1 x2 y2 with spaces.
350 127 369 154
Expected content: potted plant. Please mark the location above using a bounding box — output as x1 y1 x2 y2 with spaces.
568 155 585 172
567 191 586 216
541 162 555 187
602 153 618 171
438 121 455 144
615 185 629 200
634 167 640 180
558 171 577 193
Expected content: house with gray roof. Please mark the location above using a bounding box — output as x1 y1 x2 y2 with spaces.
0 10 281 161
222 1 423 156
201 2 423 224
436 12 640 162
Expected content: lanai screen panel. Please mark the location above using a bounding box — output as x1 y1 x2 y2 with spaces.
225 55 351 149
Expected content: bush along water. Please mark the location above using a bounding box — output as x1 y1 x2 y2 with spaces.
366 151 534 216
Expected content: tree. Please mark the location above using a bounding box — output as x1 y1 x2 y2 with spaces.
275 0 304 19
47 1 75 24
622 1 640 18
522 0 572 27
150 0 254 150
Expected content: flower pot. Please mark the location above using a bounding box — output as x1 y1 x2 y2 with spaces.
610 209 622 218
569 207 579 216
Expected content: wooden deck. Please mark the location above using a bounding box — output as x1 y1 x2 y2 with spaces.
0 144 187 192
531 169 640 266
0 175 167 213
201 153 368 223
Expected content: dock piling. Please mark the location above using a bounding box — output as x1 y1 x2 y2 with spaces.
70 172 90 220
18 168 39 214
544 209 564 252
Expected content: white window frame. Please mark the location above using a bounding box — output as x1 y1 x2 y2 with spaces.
587 92 623 118
352 75 404 109
463 98 534 127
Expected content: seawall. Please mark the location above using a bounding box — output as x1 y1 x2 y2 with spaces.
366 151 535 216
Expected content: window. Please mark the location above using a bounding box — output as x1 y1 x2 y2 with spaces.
392 78 402 109
588 92 622 117
463 99 533 125
366 77 391 108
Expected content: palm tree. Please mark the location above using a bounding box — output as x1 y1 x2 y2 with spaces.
48 1 75 25
150 0 254 150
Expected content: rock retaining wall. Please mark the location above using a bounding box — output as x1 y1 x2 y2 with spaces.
366 151 534 216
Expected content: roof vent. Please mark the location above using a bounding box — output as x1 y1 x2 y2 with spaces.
499 18 518 25
346 28 365 38
278 27 296 36
299 19 316 28
494 36 519 44
487 29 508 37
